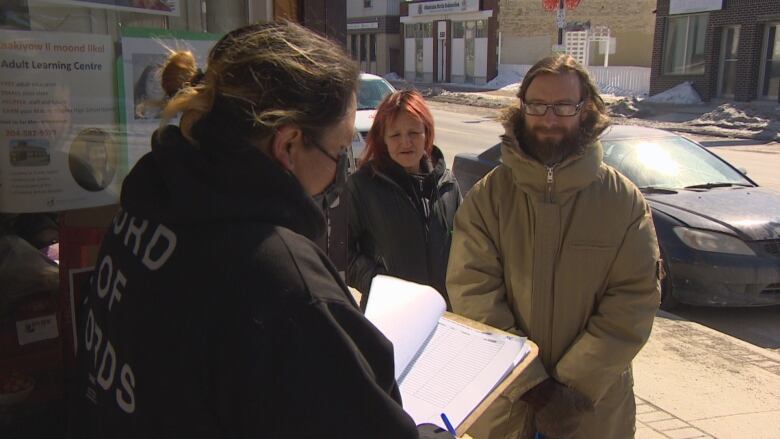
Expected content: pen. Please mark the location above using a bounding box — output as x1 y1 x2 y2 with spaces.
440 413 456 436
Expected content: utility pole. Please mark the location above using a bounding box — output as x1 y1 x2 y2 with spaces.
557 0 565 45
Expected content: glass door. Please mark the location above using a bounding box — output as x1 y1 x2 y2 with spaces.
464 21 475 83
717 26 739 98
758 23 780 100
415 37 424 81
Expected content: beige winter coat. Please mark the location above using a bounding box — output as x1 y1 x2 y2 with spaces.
447 126 661 439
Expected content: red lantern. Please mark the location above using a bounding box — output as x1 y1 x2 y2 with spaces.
542 0 582 10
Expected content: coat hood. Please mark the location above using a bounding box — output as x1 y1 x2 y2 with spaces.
121 125 326 240
500 121 604 202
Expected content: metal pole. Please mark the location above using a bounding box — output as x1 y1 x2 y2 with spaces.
557 0 564 45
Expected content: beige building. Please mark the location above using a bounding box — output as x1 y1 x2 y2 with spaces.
499 0 656 67
347 0 402 76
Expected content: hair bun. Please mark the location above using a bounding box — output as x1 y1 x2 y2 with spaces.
161 51 199 97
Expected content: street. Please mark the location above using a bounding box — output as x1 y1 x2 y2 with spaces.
430 104 780 355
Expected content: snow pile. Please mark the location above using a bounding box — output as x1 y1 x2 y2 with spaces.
688 104 780 132
383 72 402 81
598 82 647 98
644 81 702 105
609 97 642 118
485 70 524 91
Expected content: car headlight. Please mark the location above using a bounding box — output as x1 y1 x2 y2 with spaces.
673 227 755 256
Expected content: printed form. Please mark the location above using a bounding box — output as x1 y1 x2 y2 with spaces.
365 275 529 430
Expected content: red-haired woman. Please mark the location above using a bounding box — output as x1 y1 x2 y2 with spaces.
346 90 461 308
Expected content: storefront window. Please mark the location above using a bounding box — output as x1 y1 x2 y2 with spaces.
351 34 358 60
453 21 464 39
663 13 708 75
360 33 367 61
0 2 249 214
0 3 250 436
423 22 432 38
476 19 487 38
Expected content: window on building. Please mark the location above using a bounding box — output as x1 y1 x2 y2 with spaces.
476 20 487 38
718 26 739 97
405 24 414 38
453 21 464 39
364 0 372 7
663 14 708 75
351 34 358 60
423 23 433 38
360 34 367 61
370 34 377 62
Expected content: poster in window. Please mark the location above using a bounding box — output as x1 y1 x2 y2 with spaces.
118 27 220 169
0 30 118 213
28 0 180 16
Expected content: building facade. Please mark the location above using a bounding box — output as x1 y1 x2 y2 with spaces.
498 0 656 68
347 0 402 75
650 0 780 102
399 0 499 84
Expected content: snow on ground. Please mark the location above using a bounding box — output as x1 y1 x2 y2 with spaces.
643 81 703 105
485 71 524 92
395 74 778 141
687 103 780 138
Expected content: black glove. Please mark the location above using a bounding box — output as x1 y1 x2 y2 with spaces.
521 379 593 439
417 423 455 438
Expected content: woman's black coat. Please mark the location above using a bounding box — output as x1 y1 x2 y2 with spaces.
346 146 461 307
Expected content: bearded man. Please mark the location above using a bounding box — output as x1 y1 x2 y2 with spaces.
446 54 661 439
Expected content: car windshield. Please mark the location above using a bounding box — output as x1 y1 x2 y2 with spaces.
602 136 753 190
357 78 394 110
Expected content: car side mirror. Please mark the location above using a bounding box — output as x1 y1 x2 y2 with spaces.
738 167 748 175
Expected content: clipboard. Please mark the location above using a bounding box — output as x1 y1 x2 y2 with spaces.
443 312 539 436
361 276 539 433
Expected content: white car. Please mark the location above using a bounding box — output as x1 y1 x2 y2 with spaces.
353 73 396 159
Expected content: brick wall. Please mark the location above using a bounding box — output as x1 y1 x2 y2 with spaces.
650 0 780 102
499 0 656 66
499 0 656 36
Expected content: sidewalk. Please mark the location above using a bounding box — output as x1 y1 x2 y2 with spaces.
633 311 780 439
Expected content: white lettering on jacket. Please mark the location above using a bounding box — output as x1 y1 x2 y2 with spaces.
84 309 136 414
110 211 177 271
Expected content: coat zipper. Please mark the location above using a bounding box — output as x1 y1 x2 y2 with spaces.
546 166 555 203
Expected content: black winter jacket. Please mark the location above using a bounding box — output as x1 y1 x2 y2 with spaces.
68 126 449 439
346 146 461 307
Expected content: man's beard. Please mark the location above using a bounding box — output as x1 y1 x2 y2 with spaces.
519 123 588 167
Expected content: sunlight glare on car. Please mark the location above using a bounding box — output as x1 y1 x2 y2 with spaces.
635 142 678 176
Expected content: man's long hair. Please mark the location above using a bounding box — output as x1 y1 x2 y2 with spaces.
502 54 610 147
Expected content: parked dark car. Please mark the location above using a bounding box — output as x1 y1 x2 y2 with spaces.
453 125 780 309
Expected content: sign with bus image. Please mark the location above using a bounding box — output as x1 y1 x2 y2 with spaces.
0 30 117 212
9 139 51 167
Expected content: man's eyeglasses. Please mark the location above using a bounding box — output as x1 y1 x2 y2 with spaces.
523 101 584 117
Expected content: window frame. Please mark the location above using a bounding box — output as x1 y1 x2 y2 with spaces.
369 33 377 62
662 13 709 76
